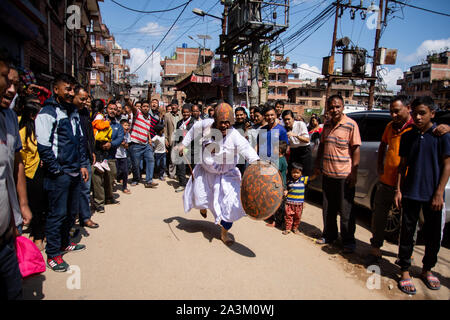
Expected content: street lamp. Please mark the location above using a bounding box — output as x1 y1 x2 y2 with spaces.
192 8 223 21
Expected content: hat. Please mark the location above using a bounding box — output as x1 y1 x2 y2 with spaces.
214 102 235 125
171 98 179 105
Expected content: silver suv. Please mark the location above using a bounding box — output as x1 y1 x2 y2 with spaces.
309 110 450 237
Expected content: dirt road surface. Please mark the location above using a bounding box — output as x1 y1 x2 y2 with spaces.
22 178 450 300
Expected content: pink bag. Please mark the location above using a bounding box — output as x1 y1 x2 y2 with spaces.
15 236 46 278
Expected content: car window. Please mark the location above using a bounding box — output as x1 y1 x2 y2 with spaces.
360 117 391 142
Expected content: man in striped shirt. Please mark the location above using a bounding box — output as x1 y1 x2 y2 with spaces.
128 99 158 188
313 95 361 253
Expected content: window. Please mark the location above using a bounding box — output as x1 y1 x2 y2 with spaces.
268 87 275 94
345 91 350 98
90 35 95 46
90 71 97 80
277 87 284 95
299 100 306 105
414 72 421 79
91 52 96 62
100 72 104 82
422 70 430 78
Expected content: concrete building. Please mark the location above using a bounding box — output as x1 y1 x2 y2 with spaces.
160 45 214 105
397 50 450 109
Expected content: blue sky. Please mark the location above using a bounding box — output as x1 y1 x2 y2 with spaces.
99 0 450 92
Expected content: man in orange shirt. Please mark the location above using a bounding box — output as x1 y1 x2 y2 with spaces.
313 95 361 253
367 96 413 263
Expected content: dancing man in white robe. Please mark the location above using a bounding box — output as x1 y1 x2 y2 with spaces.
177 102 259 245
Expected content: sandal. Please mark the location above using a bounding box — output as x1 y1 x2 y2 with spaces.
398 279 417 295
421 274 441 290
315 237 328 244
282 230 290 235
292 229 301 235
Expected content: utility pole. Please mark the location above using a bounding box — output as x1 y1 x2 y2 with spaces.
250 39 260 107
325 0 340 101
368 0 385 110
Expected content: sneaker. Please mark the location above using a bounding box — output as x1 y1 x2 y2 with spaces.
47 255 69 272
93 162 104 172
130 181 138 186
101 160 110 171
159 176 165 181
175 186 185 193
96 206 105 213
144 182 158 188
62 242 86 254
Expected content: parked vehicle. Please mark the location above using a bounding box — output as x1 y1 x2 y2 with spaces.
308 110 450 238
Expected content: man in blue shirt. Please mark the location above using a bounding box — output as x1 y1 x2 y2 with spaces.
395 96 450 295
257 105 289 165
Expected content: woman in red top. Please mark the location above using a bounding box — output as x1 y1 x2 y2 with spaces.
308 116 322 150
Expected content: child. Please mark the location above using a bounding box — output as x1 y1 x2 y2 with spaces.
152 124 166 181
394 96 450 295
283 162 308 235
265 140 288 228
92 109 112 172
116 119 131 194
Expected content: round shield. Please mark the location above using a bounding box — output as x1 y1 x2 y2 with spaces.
240 161 284 220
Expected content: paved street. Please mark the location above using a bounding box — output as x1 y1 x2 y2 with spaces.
22 177 450 300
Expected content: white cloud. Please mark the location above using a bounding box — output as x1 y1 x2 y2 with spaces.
294 64 324 81
365 64 403 92
138 22 171 36
402 38 450 64
129 48 162 86
379 67 403 92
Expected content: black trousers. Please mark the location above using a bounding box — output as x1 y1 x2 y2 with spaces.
27 166 47 240
322 175 356 248
398 198 442 272
289 145 312 176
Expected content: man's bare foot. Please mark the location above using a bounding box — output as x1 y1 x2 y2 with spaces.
200 209 207 218
265 222 275 227
221 227 234 246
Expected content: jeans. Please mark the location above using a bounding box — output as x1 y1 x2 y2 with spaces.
0 236 23 300
154 153 166 179
129 143 155 184
370 182 396 248
79 165 92 224
398 198 442 272
44 173 81 258
116 157 128 190
322 175 356 249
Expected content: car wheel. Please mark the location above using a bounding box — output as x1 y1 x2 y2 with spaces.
384 204 401 243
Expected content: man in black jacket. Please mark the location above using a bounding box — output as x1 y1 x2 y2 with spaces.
73 85 98 229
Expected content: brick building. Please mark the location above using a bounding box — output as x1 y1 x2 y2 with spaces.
0 0 103 89
397 50 450 109
0 0 129 99
160 45 214 105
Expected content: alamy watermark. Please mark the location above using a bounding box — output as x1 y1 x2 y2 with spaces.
66 265 81 290
66 5 81 30
366 265 381 290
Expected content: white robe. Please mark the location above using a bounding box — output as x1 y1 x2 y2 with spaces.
181 119 259 224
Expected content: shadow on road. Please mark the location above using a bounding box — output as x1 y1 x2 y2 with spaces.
22 274 46 300
163 216 256 258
